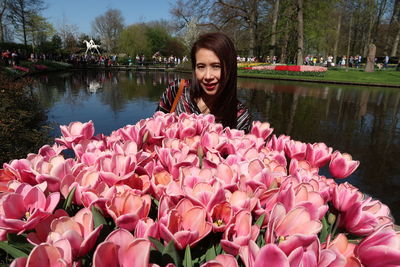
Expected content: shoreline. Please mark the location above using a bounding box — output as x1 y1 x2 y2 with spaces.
79 65 400 89
4 62 399 88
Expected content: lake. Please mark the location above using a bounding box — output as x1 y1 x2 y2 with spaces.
33 69 400 223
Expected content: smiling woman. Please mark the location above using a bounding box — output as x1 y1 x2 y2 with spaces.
156 32 252 132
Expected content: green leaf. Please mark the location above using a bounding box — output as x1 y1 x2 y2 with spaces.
183 245 192 267
63 186 76 211
153 198 159 207
255 213 266 227
162 241 181 267
148 236 165 252
215 243 222 255
205 244 216 262
319 216 329 243
7 233 34 254
91 206 107 228
0 242 28 258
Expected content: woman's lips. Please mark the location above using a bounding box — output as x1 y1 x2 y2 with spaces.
204 83 217 91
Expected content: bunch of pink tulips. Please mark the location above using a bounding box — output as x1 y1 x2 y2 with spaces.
0 112 398 266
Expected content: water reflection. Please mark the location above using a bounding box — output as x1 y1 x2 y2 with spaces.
33 70 400 223
238 79 400 222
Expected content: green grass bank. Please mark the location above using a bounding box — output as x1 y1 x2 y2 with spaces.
238 68 400 87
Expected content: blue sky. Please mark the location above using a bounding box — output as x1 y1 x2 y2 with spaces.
44 0 174 35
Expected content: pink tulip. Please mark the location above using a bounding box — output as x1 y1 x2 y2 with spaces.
264 203 322 245
220 210 259 256
306 142 333 168
284 140 307 161
134 217 160 240
250 121 274 140
254 244 290 267
159 198 212 250
253 239 321 267
178 116 198 138
277 183 328 220
11 241 72 267
98 154 137 186
105 187 151 231
1 159 36 185
329 151 360 179
323 233 361 266
155 146 197 179
355 224 400 267
214 163 238 190
267 134 290 152
0 183 60 234
228 190 259 214
32 155 75 192
200 254 238 267
56 120 95 148
27 209 69 245
46 208 103 259
340 197 393 236
184 182 226 213
210 201 233 232
93 228 151 267
288 159 318 177
37 144 66 160
151 170 173 199
331 182 363 212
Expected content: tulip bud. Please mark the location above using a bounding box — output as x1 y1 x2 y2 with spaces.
328 213 336 225
142 131 149 144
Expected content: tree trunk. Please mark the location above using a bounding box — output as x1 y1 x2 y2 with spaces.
269 0 280 59
365 43 376 72
280 19 290 64
296 0 304 65
0 20 3 42
333 12 342 65
385 0 400 54
346 15 353 69
363 13 375 57
391 26 400 56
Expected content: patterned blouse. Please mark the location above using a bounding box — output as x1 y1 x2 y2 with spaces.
156 79 251 132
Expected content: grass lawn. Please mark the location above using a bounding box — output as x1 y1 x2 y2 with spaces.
238 68 400 87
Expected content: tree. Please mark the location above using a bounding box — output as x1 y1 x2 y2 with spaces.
145 21 173 55
7 0 46 46
269 0 280 58
118 24 150 58
171 0 268 57
296 0 304 65
25 13 54 51
0 0 8 42
387 0 400 56
92 8 124 52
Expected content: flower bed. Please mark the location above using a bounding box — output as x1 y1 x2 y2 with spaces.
241 65 328 77
13 65 30 73
0 112 398 266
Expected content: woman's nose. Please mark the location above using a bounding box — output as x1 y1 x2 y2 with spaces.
205 67 213 79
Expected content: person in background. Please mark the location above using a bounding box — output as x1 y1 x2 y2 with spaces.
156 32 251 132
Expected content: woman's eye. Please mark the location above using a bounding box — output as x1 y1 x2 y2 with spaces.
197 65 205 70
213 65 221 69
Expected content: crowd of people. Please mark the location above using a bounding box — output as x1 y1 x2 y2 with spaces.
1 46 397 71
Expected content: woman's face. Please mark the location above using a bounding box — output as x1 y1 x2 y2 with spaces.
195 48 221 96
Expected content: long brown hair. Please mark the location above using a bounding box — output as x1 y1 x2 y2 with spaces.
190 32 238 129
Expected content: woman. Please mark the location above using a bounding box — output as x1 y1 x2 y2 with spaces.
156 32 251 132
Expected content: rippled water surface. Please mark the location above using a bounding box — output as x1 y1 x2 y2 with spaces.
33 70 400 222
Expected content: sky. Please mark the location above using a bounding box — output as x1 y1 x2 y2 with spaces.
44 0 174 35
